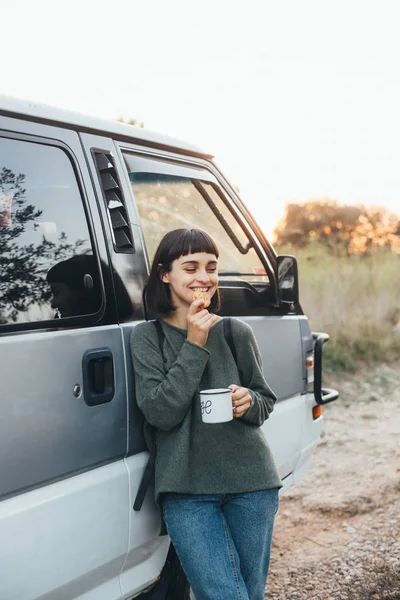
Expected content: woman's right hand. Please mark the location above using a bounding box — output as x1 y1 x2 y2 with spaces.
186 299 220 347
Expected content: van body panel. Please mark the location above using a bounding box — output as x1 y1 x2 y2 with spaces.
120 456 171 598
120 537 171 599
244 316 304 399
262 393 305 479
240 316 305 477
0 326 127 498
295 393 324 474
279 472 295 493
0 462 128 600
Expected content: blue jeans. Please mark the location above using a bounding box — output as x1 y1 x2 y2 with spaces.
162 489 279 600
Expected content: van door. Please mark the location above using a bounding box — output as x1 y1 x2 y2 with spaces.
0 119 129 600
118 149 308 482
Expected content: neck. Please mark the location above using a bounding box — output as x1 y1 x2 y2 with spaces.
162 307 189 330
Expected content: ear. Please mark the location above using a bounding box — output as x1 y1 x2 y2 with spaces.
158 264 169 284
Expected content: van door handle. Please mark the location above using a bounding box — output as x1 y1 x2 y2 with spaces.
82 348 115 406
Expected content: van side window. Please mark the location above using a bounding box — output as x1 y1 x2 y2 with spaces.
124 164 269 284
0 136 102 325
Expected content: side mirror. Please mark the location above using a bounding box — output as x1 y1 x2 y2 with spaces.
276 255 299 305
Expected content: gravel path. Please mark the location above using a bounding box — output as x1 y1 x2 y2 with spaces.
266 362 400 600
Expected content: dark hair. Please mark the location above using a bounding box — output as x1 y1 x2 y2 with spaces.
145 228 221 315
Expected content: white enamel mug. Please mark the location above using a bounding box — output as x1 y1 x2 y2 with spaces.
199 388 233 424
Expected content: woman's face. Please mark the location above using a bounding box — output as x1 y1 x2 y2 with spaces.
162 252 218 311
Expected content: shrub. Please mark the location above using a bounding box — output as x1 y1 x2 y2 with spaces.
275 242 400 371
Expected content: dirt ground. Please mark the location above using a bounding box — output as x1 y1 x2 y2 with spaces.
266 362 400 600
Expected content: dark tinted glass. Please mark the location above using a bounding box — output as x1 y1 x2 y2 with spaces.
0 137 102 325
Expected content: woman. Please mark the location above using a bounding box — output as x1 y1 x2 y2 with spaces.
131 228 282 600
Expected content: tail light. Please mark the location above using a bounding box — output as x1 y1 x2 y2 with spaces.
313 405 323 420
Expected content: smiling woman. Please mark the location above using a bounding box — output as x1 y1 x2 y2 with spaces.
144 229 221 320
160 251 219 324
130 227 282 600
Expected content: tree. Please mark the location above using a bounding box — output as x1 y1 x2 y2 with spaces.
0 167 85 323
273 199 400 255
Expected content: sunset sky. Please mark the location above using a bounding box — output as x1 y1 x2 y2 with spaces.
2 0 400 237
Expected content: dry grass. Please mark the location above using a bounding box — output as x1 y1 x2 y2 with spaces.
276 243 400 371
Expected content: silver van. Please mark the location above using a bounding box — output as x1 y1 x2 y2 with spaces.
0 96 338 600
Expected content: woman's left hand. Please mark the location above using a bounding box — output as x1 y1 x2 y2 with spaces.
229 384 252 418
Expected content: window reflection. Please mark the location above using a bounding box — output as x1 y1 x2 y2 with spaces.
0 138 100 325
46 255 102 318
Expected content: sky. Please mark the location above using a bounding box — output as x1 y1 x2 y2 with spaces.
2 0 400 237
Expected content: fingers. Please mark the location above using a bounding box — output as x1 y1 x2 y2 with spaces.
230 386 249 401
190 311 218 329
195 312 215 330
229 386 252 418
186 310 219 346
233 394 251 408
188 299 207 316
233 399 251 418
191 309 210 323
209 313 220 326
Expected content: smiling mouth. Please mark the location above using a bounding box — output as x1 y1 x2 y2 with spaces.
190 287 210 292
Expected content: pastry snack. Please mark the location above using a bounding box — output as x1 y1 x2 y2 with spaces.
192 290 211 308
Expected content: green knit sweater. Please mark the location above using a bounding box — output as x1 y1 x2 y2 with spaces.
130 317 282 504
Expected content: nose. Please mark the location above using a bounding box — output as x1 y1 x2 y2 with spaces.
196 269 211 283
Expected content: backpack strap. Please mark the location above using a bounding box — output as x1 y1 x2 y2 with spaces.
223 317 237 365
133 444 157 511
133 320 164 513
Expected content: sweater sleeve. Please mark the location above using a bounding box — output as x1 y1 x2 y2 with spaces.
232 319 277 427
130 323 210 431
